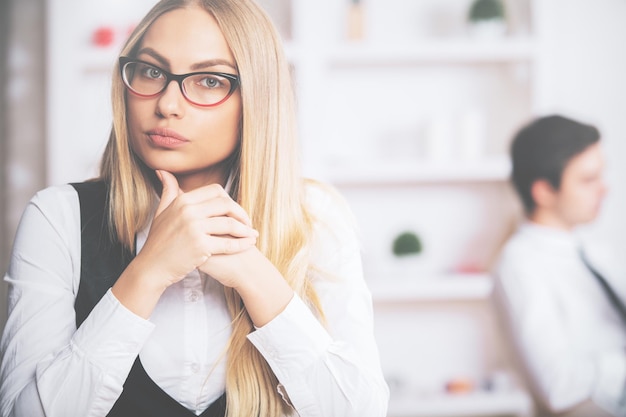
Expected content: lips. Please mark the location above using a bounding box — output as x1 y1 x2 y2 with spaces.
146 128 190 149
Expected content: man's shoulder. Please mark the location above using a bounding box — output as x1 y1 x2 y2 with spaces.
494 225 551 278
499 227 538 259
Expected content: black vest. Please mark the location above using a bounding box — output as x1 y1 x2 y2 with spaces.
71 181 226 417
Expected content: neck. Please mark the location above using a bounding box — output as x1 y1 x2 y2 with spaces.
529 209 574 231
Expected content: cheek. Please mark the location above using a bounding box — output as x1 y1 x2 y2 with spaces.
126 98 159 147
127 96 151 117
208 102 241 144
571 185 603 218
583 183 603 202
189 112 240 158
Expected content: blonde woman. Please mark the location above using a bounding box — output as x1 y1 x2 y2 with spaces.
0 0 389 416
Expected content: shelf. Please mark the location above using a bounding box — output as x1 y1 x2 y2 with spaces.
328 38 536 67
325 157 511 186
388 390 533 417
81 47 122 74
369 273 493 302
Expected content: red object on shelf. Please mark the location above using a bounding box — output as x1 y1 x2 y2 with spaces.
454 263 485 274
445 377 475 394
92 26 115 47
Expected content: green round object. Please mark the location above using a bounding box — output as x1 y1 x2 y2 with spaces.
392 232 422 256
468 0 505 21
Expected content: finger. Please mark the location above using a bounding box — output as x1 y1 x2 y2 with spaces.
181 186 253 227
196 253 211 268
209 236 257 255
204 217 259 238
198 196 254 228
155 170 182 217
183 183 230 204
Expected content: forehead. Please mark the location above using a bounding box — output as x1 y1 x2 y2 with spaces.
139 6 236 70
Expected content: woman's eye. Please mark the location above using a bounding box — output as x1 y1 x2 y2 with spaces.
200 76 222 89
139 65 163 80
148 68 162 79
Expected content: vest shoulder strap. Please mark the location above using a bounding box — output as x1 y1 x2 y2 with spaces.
70 180 132 327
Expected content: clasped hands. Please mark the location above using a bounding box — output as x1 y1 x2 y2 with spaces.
137 170 260 289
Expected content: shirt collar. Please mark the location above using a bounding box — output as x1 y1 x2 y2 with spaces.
519 221 581 254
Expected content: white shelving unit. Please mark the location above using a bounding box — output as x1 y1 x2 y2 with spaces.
278 1 538 185
388 390 533 417
262 2 538 416
327 38 536 66
267 0 536 273
369 273 493 303
325 156 511 186
81 48 120 74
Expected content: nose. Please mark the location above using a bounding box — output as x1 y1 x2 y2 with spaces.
155 80 185 118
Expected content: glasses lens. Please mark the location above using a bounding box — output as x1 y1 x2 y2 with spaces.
182 74 234 106
122 61 166 96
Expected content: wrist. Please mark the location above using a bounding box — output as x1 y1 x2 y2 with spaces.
111 256 171 319
235 256 294 327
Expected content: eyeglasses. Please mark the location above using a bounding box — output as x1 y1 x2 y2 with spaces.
119 57 240 107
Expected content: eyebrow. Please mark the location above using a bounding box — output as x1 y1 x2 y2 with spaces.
136 47 238 72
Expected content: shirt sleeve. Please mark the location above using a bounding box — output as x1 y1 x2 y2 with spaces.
247 183 389 417
0 185 155 417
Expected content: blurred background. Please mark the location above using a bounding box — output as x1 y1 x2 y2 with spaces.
1 0 625 416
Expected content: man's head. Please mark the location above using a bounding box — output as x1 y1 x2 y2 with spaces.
510 114 607 229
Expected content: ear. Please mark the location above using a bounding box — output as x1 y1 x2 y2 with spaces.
531 179 558 210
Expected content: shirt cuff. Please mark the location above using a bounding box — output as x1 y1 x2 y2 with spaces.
247 294 332 382
71 289 155 380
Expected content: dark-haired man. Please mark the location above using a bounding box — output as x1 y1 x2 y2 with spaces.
494 115 626 417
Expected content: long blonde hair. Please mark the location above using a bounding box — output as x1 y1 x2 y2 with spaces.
100 0 323 415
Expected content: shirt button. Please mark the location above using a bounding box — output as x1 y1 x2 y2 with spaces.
191 363 200 373
189 291 200 302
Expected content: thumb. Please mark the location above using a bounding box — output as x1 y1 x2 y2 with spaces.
155 170 181 217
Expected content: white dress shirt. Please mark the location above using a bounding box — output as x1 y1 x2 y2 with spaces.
494 222 626 416
0 183 389 417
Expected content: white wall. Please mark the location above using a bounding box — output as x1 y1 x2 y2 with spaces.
534 0 626 251
1 0 47 336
